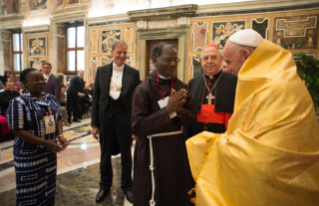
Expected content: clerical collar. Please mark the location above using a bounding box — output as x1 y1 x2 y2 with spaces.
158 74 171 80
113 62 125 72
205 70 222 80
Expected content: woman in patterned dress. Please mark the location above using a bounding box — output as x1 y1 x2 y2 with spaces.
6 68 69 206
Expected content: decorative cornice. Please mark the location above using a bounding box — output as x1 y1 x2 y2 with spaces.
23 25 50 33
88 13 130 25
128 4 197 21
196 0 319 16
50 11 88 23
0 20 24 29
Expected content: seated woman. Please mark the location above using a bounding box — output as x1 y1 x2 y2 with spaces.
6 68 69 206
59 85 71 126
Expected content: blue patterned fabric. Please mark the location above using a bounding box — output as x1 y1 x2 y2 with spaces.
6 92 62 206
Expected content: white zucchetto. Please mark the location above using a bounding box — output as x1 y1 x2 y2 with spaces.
228 29 263 47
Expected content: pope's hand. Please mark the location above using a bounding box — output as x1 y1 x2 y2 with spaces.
92 127 100 140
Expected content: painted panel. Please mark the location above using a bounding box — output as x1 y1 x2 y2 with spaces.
90 57 98 83
91 31 98 54
273 15 318 50
28 37 47 57
252 18 269 39
2 32 10 40
30 59 47 70
193 22 208 51
3 41 11 71
101 30 121 54
30 0 48 10
101 57 113 66
191 55 202 78
212 21 246 49
58 37 65 72
57 28 65 35
124 28 133 53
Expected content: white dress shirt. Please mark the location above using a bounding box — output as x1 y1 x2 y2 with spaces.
109 63 124 100
43 73 51 83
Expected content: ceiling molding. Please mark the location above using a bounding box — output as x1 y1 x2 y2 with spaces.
88 13 130 25
23 24 50 33
196 0 319 14
0 20 24 29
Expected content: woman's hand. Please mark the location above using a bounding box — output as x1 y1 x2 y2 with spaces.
58 137 69 151
43 140 62 153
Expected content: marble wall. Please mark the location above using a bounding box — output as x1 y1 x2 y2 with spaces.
188 9 319 81
88 24 136 83
1 31 11 71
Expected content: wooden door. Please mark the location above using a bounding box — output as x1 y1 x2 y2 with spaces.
145 39 178 79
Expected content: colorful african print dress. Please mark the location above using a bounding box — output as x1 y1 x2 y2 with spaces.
6 92 62 206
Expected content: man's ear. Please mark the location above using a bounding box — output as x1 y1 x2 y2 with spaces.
199 58 202 63
242 49 252 60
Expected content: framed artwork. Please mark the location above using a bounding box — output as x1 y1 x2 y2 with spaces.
2 33 10 40
101 30 121 54
28 37 47 57
30 59 47 70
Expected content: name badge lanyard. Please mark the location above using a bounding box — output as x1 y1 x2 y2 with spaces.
155 74 174 100
40 106 51 117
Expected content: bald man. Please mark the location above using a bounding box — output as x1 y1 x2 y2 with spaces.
186 29 319 206
183 44 237 139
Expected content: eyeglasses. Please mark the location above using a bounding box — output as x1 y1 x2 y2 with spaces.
157 58 180 64
27 79 46 83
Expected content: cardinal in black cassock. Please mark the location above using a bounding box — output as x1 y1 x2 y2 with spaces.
132 43 196 206
183 44 237 139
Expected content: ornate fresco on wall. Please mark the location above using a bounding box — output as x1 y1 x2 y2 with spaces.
192 22 207 51
90 57 98 82
0 0 19 14
273 15 318 50
2 32 10 40
2 41 11 71
292 53 316 62
91 31 98 54
192 55 202 78
101 30 121 54
30 59 47 70
212 21 246 49
28 37 47 57
58 37 65 72
101 57 113 66
124 28 133 53
30 0 48 10
252 18 269 39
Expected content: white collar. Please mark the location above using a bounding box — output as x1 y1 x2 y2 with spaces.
43 73 51 79
159 74 171 79
113 62 125 72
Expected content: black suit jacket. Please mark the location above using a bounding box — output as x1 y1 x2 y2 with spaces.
68 76 84 100
44 74 61 102
91 63 140 127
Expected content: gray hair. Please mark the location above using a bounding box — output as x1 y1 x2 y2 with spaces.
231 43 256 54
111 40 128 50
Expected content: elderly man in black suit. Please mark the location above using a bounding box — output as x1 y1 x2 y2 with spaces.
91 40 140 203
42 62 62 101
67 70 85 123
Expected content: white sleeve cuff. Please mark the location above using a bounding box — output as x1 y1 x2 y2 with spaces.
169 111 177 119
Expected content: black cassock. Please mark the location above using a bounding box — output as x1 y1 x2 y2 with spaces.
132 71 196 206
183 70 237 139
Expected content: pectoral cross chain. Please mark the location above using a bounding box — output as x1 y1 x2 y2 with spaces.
206 93 215 105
